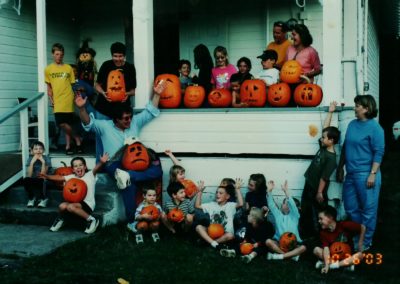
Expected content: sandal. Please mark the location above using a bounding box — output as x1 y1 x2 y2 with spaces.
76 145 84 154
66 148 74 155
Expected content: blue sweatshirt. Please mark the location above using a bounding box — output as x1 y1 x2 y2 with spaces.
344 119 385 174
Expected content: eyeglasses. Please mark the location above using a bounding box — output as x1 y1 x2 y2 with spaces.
121 115 132 121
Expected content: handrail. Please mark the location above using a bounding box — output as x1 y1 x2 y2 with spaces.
0 92 44 124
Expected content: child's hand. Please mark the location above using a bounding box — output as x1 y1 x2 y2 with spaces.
235 178 243 190
164 149 172 156
253 242 259 248
328 101 338 113
37 173 47 179
100 152 110 164
74 93 88 108
262 206 270 217
197 180 205 192
321 266 329 274
267 180 275 192
315 192 324 203
154 80 167 95
281 180 288 193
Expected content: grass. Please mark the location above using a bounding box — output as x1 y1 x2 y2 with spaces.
1 151 400 284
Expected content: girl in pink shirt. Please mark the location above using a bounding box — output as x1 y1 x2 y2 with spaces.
211 46 237 89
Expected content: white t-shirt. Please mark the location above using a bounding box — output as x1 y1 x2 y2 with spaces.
201 201 236 234
64 171 97 210
257 68 280 86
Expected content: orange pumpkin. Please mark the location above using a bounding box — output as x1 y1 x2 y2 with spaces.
240 79 267 107
180 179 198 198
208 89 232 107
107 69 126 102
122 141 150 171
167 208 185 223
279 232 297 252
330 242 352 260
140 205 160 220
63 178 87 203
280 60 303 84
136 221 149 232
293 83 323 107
208 223 225 239
240 242 254 255
184 85 206 108
154 74 181 108
267 83 291 107
54 161 73 187
149 220 160 230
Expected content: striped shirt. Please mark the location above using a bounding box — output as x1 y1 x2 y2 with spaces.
164 199 194 215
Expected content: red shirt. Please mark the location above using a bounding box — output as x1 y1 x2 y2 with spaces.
320 221 361 248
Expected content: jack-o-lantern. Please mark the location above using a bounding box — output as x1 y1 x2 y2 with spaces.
208 89 232 107
154 74 181 108
330 242 352 260
280 60 303 84
184 85 205 108
136 221 149 232
140 205 160 220
240 242 254 255
208 223 225 239
167 208 184 223
63 178 87 203
267 83 291 107
240 79 267 107
293 83 323 107
122 141 150 171
54 161 73 187
180 179 198 198
107 69 126 102
279 232 297 252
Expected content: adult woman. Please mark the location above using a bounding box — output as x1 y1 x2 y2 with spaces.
337 95 385 251
192 44 213 97
286 24 322 82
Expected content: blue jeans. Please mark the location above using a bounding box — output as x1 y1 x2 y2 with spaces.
105 161 163 223
94 111 111 163
343 171 381 248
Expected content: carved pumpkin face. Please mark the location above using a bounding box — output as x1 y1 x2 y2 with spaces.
107 69 126 102
122 142 150 171
240 242 254 255
63 178 87 203
184 85 205 108
54 161 74 187
279 232 298 252
154 74 181 108
140 205 160 220
294 84 323 107
280 60 302 84
240 79 267 107
208 89 232 107
167 208 185 223
330 242 352 260
208 223 225 239
267 83 291 107
180 179 198 199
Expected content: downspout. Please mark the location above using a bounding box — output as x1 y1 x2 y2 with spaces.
363 0 369 93
355 0 365 96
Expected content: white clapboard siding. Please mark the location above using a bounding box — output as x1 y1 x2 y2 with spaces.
366 8 379 106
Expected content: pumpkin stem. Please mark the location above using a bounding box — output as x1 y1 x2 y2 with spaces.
300 75 311 84
60 161 67 167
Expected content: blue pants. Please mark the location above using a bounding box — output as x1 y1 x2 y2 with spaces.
343 172 381 248
94 111 111 163
105 161 163 223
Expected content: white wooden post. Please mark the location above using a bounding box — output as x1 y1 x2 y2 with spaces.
133 0 154 109
19 109 29 178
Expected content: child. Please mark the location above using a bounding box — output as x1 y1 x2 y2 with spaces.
192 44 213 97
211 46 237 90
245 174 268 214
43 154 108 234
300 101 341 239
236 57 254 82
45 43 82 155
313 206 365 273
178 59 192 94
164 181 195 233
220 207 275 263
230 73 249 108
24 141 52 208
256 49 280 87
266 180 306 261
195 183 244 250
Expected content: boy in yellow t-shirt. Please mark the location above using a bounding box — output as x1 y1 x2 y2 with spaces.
45 43 82 155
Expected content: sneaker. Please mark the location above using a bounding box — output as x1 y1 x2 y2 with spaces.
292 255 300 262
152 232 160 242
37 198 48 208
344 265 355 272
241 255 253 264
84 219 99 234
65 148 74 155
114 169 131 190
76 145 84 154
315 260 324 269
267 252 273 260
27 199 35 208
127 222 137 233
50 218 64 232
220 248 236 258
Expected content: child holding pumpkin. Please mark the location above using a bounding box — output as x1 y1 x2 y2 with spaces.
314 205 366 273
42 154 108 234
211 46 237 90
266 180 306 261
230 73 249 108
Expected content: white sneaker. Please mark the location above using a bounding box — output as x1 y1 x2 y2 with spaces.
292 255 300 262
37 198 49 208
152 232 160 242
127 222 137 233
84 219 99 234
114 169 131 190
50 218 64 232
344 265 355 272
220 249 236 258
267 252 273 260
241 255 253 263
315 260 324 269
27 199 35 208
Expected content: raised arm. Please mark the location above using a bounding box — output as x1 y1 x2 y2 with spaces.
195 183 206 209
323 101 337 128
74 94 90 125
152 80 167 108
92 152 109 175
39 173 66 183
235 178 244 208
165 149 181 166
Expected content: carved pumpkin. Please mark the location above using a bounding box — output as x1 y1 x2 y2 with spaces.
208 89 232 107
180 179 198 198
167 208 185 223
184 85 205 108
54 161 73 187
122 141 150 171
63 178 87 203
279 232 297 252
280 60 302 84
149 220 160 230
136 221 149 232
330 242 352 260
240 79 267 107
107 69 126 102
240 242 254 255
267 83 291 107
154 74 181 108
293 83 323 107
140 205 160 220
208 223 225 239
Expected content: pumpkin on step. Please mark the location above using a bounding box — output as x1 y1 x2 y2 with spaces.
293 83 323 107
279 232 297 252
280 60 303 84
208 223 225 239
208 89 232 107
184 85 205 108
267 83 291 107
63 178 87 203
240 79 267 107
107 69 126 102
121 141 150 171
154 74 181 108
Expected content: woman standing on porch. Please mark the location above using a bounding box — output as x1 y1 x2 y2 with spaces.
192 44 213 101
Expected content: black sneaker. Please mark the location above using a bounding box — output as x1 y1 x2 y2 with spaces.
84 219 99 234
76 145 84 154
66 148 74 155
